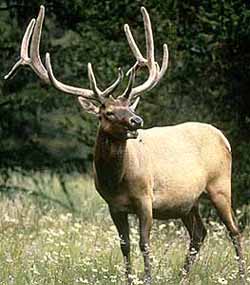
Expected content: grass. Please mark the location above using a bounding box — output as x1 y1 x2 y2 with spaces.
0 169 249 285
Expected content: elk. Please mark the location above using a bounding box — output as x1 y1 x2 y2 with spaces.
5 5 245 285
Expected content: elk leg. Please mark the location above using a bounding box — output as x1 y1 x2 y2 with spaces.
109 207 132 284
136 198 153 285
181 205 207 280
208 181 245 284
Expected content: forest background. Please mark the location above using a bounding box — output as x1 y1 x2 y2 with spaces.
0 0 250 222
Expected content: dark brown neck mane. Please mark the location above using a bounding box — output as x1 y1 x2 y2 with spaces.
94 126 128 193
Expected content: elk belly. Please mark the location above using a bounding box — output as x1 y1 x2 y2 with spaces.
152 199 195 219
152 182 205 219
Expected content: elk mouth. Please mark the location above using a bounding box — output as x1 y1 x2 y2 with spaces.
126 129 139 139
117 124 140 140
125 124 140 139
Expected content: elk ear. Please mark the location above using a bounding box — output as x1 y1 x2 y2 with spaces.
130 97 140 112
78 97 99 115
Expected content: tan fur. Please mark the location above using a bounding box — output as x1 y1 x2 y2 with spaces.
95 122 230 217
94 121 245 284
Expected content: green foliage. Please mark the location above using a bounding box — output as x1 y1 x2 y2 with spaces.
0 170 249 284
0 1 250 207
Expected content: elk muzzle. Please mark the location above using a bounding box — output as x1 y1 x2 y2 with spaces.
127 115 143 139
129 116 143 129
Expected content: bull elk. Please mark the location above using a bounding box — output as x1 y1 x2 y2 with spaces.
5 5 245 284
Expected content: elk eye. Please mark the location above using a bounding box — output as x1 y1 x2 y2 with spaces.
106 111 114 117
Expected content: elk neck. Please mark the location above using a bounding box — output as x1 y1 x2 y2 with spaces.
94 126 128 192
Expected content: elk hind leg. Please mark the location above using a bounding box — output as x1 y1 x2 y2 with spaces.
181 205 207 280
207 178 245 283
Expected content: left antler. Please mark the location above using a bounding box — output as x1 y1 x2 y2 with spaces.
121 7 169 100
5 5 123 104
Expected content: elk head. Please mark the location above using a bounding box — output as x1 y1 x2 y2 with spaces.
5 5 169 140
76 64 144 140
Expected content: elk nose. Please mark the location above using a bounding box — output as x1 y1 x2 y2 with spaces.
129 116 144 128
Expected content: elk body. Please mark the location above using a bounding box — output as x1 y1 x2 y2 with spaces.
5 6 245 284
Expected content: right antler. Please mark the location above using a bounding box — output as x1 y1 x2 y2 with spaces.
121 7 169 101
4 5 123 104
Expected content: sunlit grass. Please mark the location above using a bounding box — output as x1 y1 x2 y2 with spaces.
0 169 249 284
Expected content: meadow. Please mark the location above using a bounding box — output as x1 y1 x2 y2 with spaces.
0 169 249 285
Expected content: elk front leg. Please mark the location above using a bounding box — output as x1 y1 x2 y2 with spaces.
109 207 132 284
136 197 153 284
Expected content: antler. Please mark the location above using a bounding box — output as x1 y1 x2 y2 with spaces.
122 7 169 100
4 5 123 104
4 6 49 84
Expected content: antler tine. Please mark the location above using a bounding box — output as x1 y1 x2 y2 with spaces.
124 24 145 65
45 53 95 99
119 67 136 99
88 64 125 101
88 63 104 102
20 19 36 60
87 64 124 102
4 19 36 80
102 67 124 98
29 5 50 84
142 7 154 68
123 7 169 100
158 43 169 81
149 44 169 91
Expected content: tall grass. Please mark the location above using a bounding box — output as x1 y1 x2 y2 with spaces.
0 169 249 284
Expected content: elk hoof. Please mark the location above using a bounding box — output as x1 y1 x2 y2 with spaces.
144 276 152 285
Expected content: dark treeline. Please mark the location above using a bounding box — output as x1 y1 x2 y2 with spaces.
0 1 250 210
